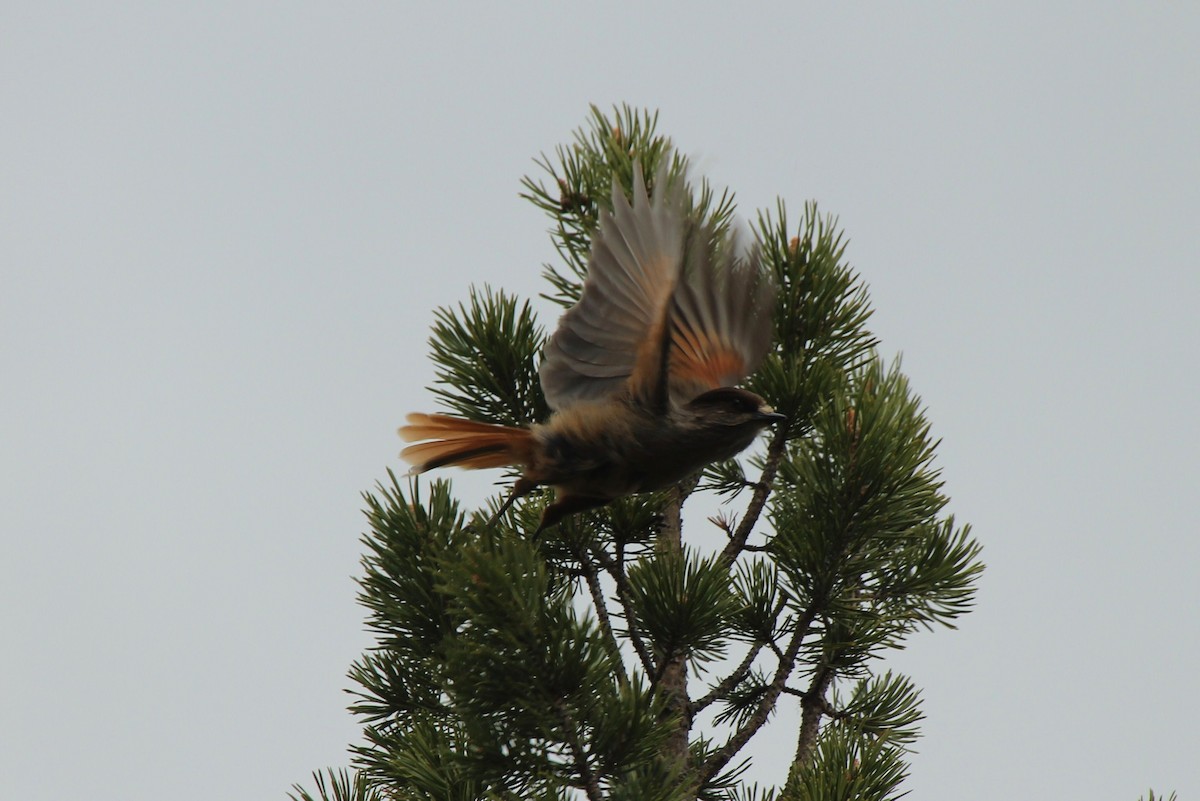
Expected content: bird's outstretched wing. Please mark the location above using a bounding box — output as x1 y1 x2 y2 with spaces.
538 164 684 411
665 232 775 405
538 162 776 413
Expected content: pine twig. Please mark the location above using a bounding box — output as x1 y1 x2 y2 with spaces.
691 641 765 714
590 546 656 678
692 597 788 714
719 427 789 568
577 548 629 690
788 665 837 788
781 683 844 721
696 600 820 786
656 481 694 772
555 699 603 801
711 512 770 552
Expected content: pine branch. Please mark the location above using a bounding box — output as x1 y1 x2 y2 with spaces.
590 545 656 678
793 665 837 770
656 481 693 772
576 548 629 690
697 600 821 787
693 595 787 715
719 425 789 568
781 683 844 721
426 286 548 425
710 510 770 552
691 641 765 715
555 699 603 801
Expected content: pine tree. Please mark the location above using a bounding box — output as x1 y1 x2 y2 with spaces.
293 105 985 801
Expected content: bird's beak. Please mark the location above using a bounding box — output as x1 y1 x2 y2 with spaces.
756 406 786 424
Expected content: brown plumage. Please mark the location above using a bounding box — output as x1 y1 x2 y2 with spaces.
400 160 781 532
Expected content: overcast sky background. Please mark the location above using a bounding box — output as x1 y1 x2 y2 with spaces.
3 3 1197 799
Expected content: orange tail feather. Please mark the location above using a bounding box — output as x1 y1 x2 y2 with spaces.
399 413 535 473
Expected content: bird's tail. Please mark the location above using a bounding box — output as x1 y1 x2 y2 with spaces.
399 413 535 474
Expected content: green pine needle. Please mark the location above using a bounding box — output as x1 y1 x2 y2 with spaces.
427 285 549 425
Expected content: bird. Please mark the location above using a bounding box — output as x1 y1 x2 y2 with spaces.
399 160 782 533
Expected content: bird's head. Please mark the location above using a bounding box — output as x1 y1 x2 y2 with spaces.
682 387 785 431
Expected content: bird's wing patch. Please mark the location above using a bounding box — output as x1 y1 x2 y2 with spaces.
666 231 776 404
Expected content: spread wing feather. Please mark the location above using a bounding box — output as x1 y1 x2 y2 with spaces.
668 233 775 404
538 160 776 413
538 164 684 409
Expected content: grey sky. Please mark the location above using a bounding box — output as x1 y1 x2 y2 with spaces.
2 3 1196 799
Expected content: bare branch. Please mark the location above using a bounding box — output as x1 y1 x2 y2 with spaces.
657 481 694 772
577 549 629 690
696 601 820 786
554 699 603 801
590 545 656 677
781 683 844 721
719 428 789 568
693 599 790 714
790 665 837 785
691 641 765 714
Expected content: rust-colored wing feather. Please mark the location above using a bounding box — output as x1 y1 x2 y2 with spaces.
538 160 776 414
538 164 685 411
666 230 776 403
